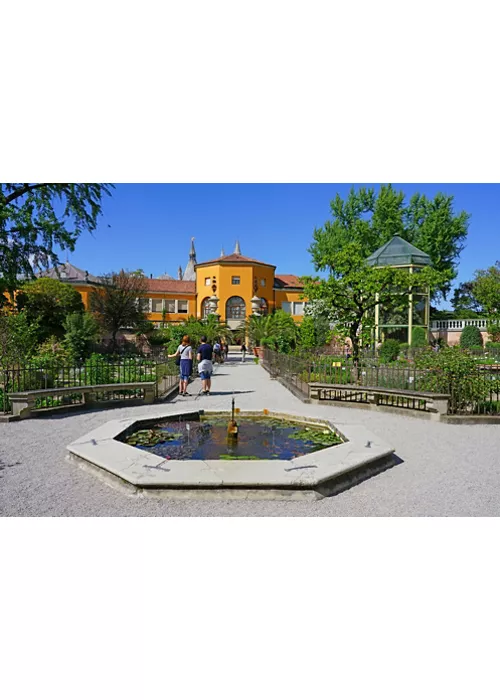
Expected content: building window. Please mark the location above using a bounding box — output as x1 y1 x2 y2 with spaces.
164 299 175 313
231 276 240 285
201 297 211 319
151 298 163 313
281 302 291 313
260 278 266 287
293 302 304 316
205 277 211 286
226 296 246 319
177 300 188 314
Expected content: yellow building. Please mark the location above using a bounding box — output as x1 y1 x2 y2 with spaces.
25 239 306 329
194 241 305 330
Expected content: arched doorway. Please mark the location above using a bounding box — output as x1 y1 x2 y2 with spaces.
225 296 246 320
201 297 211 319
260 297 268 315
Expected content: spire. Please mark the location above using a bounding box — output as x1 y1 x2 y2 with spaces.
178 265 183 280
183 237 197 281
220 245 225 257
234 240 241 255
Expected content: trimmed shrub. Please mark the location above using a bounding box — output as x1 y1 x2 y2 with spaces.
148 330 170 346
63 312 99 362
486 319 500 343
459 325 483 348
379 339 400 363
415 346 491 413
411 327 428 347
83 354 113 385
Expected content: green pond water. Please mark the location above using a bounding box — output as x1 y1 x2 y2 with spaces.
120 416 342 461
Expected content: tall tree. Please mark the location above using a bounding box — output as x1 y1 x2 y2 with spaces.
451 281 483 316
303 242 445 364
309 185 469 298
89 271 149 350
472 261 500 315
0 183 113 294
16 277 84 342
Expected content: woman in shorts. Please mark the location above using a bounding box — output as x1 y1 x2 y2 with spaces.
169 335 193 396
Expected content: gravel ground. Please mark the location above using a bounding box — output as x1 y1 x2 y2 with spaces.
1 354 499 516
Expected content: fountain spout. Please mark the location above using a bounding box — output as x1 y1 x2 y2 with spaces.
227 397 239 440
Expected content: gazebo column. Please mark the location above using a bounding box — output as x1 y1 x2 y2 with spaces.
408 265 413 345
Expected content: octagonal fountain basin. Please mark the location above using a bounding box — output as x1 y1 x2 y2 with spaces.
66 409 395 501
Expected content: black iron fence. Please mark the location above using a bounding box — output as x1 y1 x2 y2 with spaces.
262 348 500 416
1 356 178 414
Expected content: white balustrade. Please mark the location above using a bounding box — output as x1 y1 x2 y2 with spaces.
430 319 488 331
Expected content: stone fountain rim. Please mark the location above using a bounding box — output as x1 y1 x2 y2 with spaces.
66 409 395 496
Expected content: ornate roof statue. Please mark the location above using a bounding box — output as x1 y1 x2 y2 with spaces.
182 237 197 281
178 265 183 280
234 240 241 255
220 246 225 257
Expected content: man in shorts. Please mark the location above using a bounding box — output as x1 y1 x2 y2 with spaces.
197 335 213 395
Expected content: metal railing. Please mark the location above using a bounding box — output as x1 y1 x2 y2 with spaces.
262 348 500 416
1 356 178 414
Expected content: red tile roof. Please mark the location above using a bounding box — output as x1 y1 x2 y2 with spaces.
197 253 275 267
145 279 195 294
274 274 304 289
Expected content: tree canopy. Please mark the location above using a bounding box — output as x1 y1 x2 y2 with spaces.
16 277 84 342
0 183 113 293
472 261 500 316
303 241 445 362
89 271 149 349
309 185 469 298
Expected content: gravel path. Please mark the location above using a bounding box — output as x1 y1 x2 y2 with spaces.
1 354 499 516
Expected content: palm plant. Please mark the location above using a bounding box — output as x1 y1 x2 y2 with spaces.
201 314 233 344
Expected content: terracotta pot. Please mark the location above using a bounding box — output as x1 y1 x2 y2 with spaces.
257 347 264 359
253 347 259 357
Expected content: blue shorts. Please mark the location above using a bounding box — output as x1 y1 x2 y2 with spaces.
200 371 212 380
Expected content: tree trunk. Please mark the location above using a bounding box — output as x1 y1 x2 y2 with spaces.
350 323 361 384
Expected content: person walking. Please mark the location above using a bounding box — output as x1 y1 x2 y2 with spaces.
197 334 213 395
223 342 229 361
169 335 193 396
213 339 222 364
241 342 247 362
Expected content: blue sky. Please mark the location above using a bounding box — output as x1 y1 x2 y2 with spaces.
68 184 500 307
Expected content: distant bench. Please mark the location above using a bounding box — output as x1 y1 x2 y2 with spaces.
8 382 156 420
309 382 450 416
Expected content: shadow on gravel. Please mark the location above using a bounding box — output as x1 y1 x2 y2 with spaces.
318 453 404 500
31 399 151 420
205 390 255 396
0 458 21 476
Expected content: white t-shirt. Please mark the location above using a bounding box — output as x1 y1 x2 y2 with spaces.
177 345 192 360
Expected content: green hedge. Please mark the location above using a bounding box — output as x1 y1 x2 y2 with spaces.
460 325 483 348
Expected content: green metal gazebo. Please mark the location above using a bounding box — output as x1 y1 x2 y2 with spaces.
366 235 431 345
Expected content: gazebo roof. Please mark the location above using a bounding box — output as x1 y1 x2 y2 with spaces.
366 235 431 268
